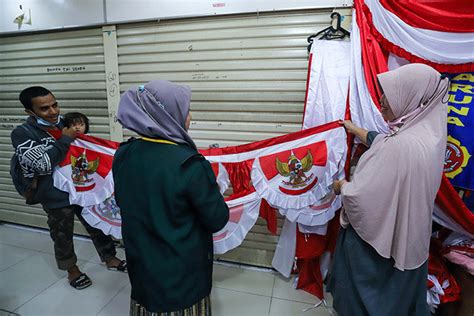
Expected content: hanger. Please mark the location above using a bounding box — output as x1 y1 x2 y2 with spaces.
307 12 350 52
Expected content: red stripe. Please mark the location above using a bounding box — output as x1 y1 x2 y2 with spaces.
200 121 342 157
355 0 389 110
278 176 318 195
360 1 474 73
77 134 121 150
379 0 474 33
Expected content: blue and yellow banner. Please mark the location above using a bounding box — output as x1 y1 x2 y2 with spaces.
445 73 474 190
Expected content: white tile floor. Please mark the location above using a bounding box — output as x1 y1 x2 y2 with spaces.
0 223 334 316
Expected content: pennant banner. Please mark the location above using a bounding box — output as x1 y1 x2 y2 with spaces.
53 121 346 253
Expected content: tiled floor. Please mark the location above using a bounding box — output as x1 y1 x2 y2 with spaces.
0 223 334 316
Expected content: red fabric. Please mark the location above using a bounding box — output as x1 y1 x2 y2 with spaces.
428 240 462 304
259 199 278 235
200 121 341 157
355 0 389 109
295 214 340 299
344 89 354 181
296 258 324 299
222 160 254 197
361 2 474 73
436 176 474 236
380 0 474 33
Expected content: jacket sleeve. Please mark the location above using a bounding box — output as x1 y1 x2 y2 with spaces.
184 156 229 233
11 126 74 175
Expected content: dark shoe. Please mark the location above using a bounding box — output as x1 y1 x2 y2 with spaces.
69 273 92 290
107 259 127 273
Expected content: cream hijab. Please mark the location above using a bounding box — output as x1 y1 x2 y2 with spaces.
341 64 449 270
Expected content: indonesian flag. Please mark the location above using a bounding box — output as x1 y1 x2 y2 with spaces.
54 135 118 207
52 134 122 238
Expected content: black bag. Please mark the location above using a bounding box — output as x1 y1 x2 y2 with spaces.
10 124 39 205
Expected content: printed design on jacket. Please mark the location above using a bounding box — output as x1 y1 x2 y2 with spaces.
16 136 56 178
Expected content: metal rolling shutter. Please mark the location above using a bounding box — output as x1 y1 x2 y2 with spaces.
116 10 334 266
0 28 108 232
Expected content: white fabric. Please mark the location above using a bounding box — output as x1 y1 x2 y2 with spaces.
303 40 351 129
81 195 122 239
387 53 410 71
427 274 444 313
251 127 347 216
205 129 343 163
433 205 474 239
53 137 116 207
213 192 261 254
298 223 328 235
272 219 297 278
215 162 230 195
54 168 115 207
280 195 341 226
366 0 474 64
350 10 390 134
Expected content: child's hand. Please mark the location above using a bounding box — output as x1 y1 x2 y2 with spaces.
62 126 78 139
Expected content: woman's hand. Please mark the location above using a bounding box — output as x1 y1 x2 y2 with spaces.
340 120 357 134
333 180 346 195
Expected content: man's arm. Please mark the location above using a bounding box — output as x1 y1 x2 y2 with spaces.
11 126 75 175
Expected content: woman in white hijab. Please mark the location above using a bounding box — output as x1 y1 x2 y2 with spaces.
327 64 449 315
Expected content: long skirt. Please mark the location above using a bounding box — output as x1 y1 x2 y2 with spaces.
327 225 429 316
130 296 211 316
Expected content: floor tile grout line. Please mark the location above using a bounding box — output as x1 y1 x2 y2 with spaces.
12 259 98 313
95 282 129 316
212 285 273 299
0 249 38 273
270 296 320 306
268 276 276 315
12 272 68 313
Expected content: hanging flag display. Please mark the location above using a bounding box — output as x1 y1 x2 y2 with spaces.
302 40 351 129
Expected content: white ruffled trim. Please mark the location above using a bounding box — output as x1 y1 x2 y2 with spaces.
251 157 338 211
279 195 341 226
216 163 230 195
81 198 122 239
213 192 260 254
53 166 115 207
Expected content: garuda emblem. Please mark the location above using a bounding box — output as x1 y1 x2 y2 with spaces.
276 150 314 188
71 152 99 186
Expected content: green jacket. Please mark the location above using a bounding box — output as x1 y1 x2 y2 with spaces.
112 138 229 312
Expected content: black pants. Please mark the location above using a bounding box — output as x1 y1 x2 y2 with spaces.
43 205 116 270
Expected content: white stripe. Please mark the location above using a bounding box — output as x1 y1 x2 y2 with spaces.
204 127 345 163
73 138 116 156
366 0 474 64
350 9 390 135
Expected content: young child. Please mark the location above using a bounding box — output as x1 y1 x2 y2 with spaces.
64 112 89 134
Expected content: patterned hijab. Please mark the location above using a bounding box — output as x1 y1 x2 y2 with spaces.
341 64 449 270
117 80 196 150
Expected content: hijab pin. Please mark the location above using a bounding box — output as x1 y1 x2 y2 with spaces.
138 85 145 92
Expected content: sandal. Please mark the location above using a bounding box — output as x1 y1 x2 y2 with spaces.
69 273 92 290
107 259 127 272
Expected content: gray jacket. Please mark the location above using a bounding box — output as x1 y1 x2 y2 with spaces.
10 117 74 209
